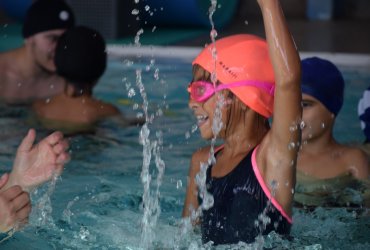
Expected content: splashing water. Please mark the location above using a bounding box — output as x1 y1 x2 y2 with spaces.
133 23 167 248
31 173 59 229
177 1 224 246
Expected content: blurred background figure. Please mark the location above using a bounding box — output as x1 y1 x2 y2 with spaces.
0 0 75 105
32 26 120 135
295 57 369 208
358 86 370 144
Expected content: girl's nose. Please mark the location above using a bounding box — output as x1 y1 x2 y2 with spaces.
188 98 200 110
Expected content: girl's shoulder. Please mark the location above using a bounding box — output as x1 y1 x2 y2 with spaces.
191 146 212 163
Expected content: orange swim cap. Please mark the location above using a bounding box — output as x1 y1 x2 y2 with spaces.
192 34 275 117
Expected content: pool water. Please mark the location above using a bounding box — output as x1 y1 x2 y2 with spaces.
0 52 369 249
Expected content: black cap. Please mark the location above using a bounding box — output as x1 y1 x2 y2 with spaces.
55 26 107 84
22 0 75 38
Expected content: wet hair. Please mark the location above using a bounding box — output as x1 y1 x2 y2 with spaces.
192 64 269 138
55 26 107 96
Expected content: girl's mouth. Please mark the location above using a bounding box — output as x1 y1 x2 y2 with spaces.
196 115 208 127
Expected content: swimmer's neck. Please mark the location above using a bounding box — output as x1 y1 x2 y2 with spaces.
222 125 268 155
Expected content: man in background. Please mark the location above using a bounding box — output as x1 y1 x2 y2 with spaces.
0 0 75 105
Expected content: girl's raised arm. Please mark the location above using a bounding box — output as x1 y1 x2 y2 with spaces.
257 0 302 216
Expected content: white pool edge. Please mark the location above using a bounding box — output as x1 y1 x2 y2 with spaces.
107 45 370 67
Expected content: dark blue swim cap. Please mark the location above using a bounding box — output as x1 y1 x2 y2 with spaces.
301 57 344 116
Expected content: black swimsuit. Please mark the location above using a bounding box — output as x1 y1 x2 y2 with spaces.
200 147 291 245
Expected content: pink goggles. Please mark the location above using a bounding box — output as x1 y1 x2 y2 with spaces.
187 80 275 102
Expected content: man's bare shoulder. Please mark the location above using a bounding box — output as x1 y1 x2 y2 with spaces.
0 49 23 82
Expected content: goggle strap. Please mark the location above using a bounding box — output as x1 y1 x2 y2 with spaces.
216 80 275 95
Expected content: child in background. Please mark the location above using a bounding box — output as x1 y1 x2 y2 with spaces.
182 0 301 245
32 26 120 134
295 57 369 208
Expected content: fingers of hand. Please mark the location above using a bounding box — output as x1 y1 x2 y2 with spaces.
0 189 31 230
11 192 31 214
2 186 23 201
17 129 36 152
45 131 64 146
15 202 32 223
56 152 70 165
52 139 69 155
0 173 9 188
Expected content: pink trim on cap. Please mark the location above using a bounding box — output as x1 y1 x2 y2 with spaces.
251 147 293 224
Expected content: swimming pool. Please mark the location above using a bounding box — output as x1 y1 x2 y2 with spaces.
0 48 369 249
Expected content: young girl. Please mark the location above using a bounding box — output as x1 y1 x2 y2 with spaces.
182 0 301 245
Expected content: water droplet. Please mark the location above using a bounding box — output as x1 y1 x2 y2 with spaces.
191 124 198 133
176 180 182 189
133 103 139 110
210 29 218 39
145 5 150 11
288 142 295 150
300 121 306 129
291 188 295 194
128 88 136 97
270 180 278 190
185 131 190 139
131 9 140 15
156 109 163 116
152 26 157 32
289 124 297 132
45 98 50 103
321 122 325 128
154 68 159 80
244 20 249 25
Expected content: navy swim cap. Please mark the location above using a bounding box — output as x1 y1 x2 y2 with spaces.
301 57 344 116
22 0 75 38
55 26 107 85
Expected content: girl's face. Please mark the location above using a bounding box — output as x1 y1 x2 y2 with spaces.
189 91 219 139
301 93 334 142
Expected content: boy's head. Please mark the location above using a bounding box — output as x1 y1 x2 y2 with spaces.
192 34 275 118
301 57 345 116
55 26 107 90
22 0 75 38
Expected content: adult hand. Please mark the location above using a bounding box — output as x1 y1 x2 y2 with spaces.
0 174 31 233
5 129 70 191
